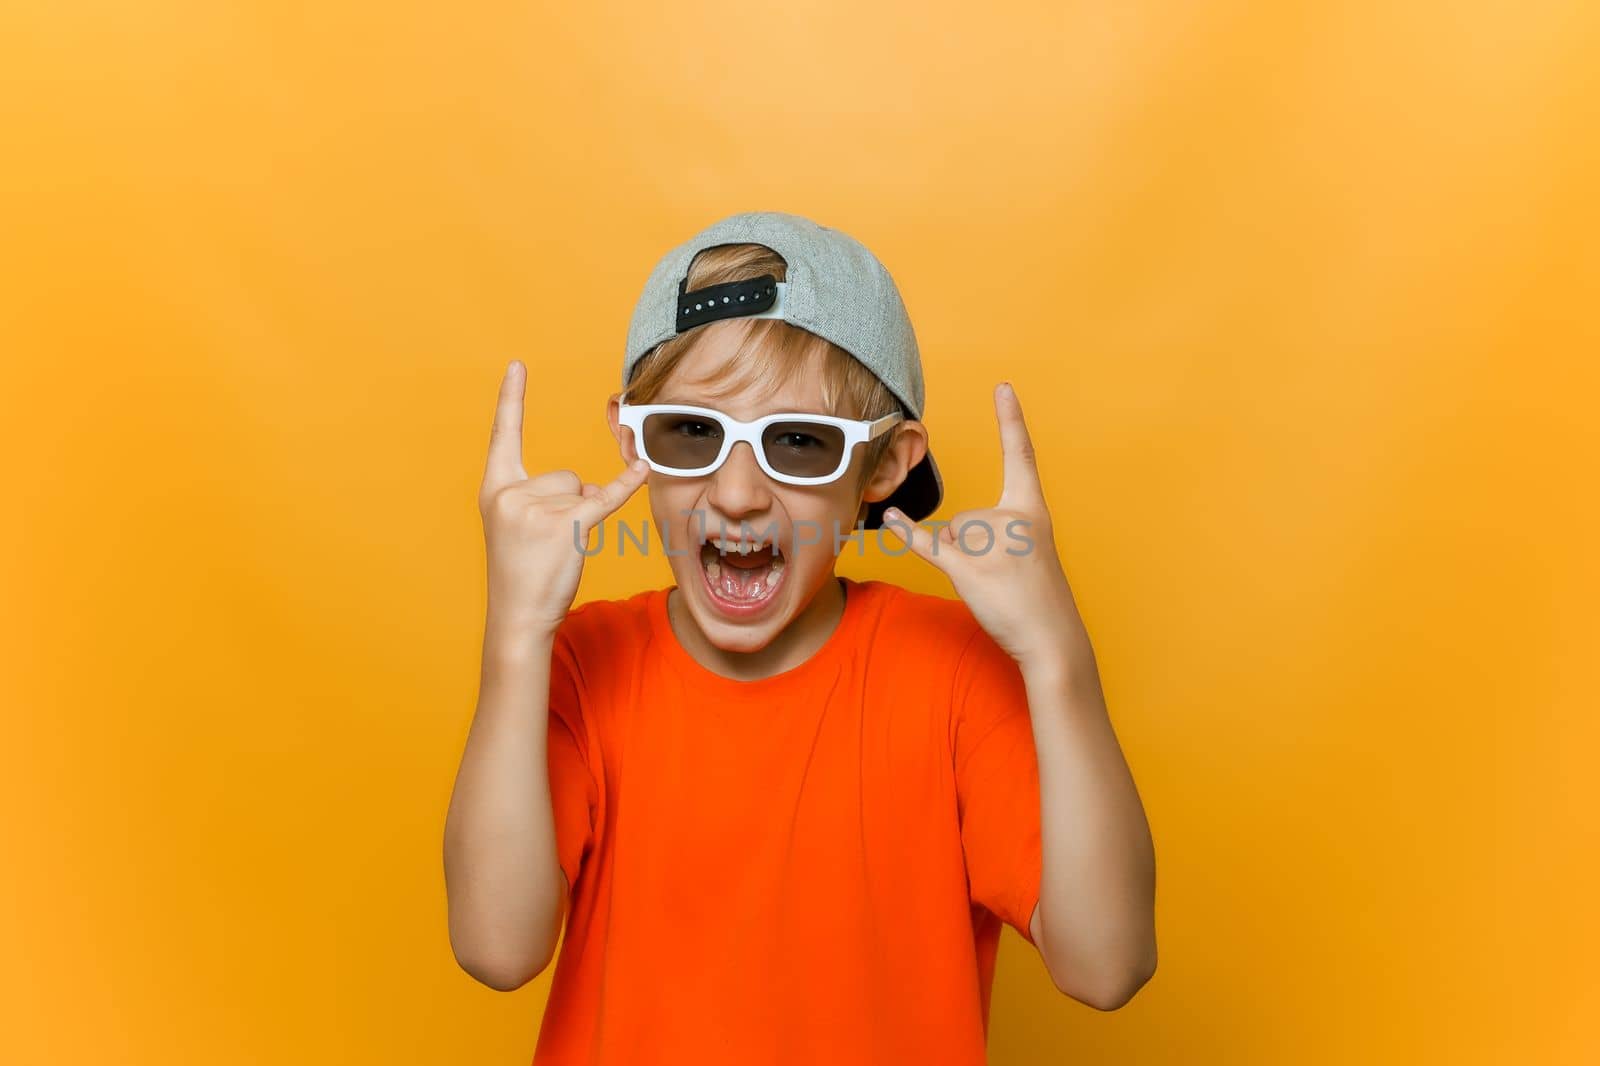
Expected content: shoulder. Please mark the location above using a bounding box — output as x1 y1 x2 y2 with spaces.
547 588 660 721
553 587 658 658
560 587 656 634
848 580 1024 745
849 578 985 658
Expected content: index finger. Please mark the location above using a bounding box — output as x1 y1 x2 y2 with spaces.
484 360 529 490
996 381 1043 508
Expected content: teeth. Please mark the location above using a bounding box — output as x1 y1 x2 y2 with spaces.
703 537 779 557
699 535 784 581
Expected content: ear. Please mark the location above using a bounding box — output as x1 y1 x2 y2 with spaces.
861 420 929 505
606 393 640 464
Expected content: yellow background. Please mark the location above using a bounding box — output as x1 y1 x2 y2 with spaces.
3 2 1595 1062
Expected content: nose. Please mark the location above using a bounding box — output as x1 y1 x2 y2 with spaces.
706 440 773 519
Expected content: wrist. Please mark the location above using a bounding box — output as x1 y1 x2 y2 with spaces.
1017 637 1101 697
484 606 560 654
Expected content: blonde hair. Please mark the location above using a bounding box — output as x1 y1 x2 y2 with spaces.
623 243 904 516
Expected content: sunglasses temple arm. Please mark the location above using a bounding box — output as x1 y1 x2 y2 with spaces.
866 412 905 438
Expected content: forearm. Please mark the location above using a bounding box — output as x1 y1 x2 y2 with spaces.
443 615 567 991
1021 624 1157 1009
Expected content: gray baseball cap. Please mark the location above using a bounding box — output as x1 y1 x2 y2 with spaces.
622 210 942 530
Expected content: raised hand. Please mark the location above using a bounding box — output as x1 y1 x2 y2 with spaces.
881 382 1082 669
479 360 649 637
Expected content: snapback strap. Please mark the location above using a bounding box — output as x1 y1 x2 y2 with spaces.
676 274 788 332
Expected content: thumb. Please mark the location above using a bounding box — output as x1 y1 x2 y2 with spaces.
879 508 949 570
575 458 650 529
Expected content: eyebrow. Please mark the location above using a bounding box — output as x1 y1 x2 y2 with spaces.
656 396 833 417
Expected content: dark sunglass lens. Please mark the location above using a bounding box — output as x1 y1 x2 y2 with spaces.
762 421 847 478
641 412 724 470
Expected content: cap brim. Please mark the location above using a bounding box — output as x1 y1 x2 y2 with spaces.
863 450 943 531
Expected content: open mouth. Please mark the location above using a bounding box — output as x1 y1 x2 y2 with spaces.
698 534 786 611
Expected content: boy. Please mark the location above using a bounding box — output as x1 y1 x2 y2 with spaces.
444 211 1157 1064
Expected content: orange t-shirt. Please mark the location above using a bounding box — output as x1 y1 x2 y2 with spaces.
537 575 1044 1065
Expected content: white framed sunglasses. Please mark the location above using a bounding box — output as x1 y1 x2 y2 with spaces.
617 402 904 486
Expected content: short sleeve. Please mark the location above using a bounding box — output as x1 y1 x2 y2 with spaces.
951 623 1044 945
547 621 600 898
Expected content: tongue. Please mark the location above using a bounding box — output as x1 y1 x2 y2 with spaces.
719 562 771 597
706 547 780 602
